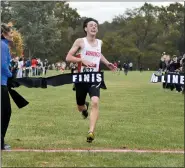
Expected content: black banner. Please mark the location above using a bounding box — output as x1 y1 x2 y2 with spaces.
14 72 105 87
8 72 106 109
150 72 184 85
72 72 103 83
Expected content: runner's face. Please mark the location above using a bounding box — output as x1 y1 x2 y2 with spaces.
85 21 98 36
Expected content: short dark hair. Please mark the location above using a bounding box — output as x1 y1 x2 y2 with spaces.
83 18 99 34
1 23 12 39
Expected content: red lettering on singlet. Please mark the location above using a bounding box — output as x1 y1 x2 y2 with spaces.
86 51 101 57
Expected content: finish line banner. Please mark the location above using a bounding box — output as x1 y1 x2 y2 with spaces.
8 72 106 109
46 72 104 86
150 72 184 85
72 73 103 83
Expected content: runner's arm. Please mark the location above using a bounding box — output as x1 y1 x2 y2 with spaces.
66 39 82 63
100 41 116 71
100 54 110 66
100 41 110 66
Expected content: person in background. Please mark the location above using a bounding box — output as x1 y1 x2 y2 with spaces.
159 54 167 72
123 62 129 75
70 62 78 74
168 55 181 92
117 60 121 74
22 57 26 77
129 62 133 71
31 57 37 76
1 23 13 150
16 57 24 78
56 62 61 71
162 54 171 90
180 54 185 94
139 64 143 73
60 61 66 74
43 59 48 75
180 54 185 72
25 58 31 77
52 63 55 70
10 57 18 78
36 58 42 76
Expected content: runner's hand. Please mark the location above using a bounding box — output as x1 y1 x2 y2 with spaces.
107 63 117 71
81 59 95 67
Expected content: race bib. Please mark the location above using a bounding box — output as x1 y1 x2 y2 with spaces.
82 67 96 72
81 63 98 72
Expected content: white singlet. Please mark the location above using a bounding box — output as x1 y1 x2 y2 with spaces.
77 37 102 73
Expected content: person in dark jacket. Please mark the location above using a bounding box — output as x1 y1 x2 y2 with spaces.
123 63 129 75
10 57 18 78
168 55 181 92
25 58 31 77
43 59 48 75
159 55 166 71
1 23 13 150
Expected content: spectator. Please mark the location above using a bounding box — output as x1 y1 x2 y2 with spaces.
31 57 38 76
129 62 133 71
43 59 48 75
25 58 31 77
1 23 13 150
117 61 121 74
10 57 18 78
139 64 143 73
16 57 24 78
36 58 42 76
123 63 129 75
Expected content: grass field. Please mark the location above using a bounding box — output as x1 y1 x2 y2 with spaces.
1 70 184 167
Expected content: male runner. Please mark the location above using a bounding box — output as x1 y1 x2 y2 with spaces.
66 18 116 143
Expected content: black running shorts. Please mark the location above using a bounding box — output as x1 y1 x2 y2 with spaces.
75 83 100 106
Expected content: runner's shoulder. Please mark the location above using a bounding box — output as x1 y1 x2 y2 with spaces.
75 38 84 45
74 38 85 49
97 39 103 46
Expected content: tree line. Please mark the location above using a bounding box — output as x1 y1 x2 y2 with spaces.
1 1 184 70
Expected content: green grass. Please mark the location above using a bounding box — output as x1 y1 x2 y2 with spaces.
2 71 184 167
2 152 184 167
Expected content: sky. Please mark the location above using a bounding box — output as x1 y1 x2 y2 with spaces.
67 1 184 23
